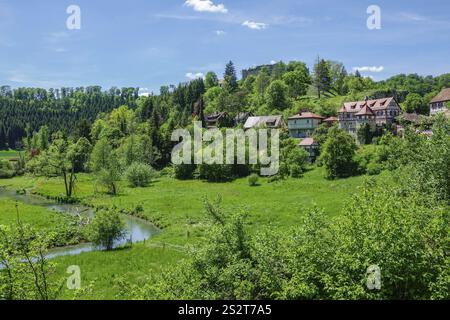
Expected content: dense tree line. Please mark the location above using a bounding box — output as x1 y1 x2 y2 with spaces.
0 86 140 149
1 60 449 150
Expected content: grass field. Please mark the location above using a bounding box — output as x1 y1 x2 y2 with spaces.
0 150 20 159
0 167 371 299
0 198 71 230
54 243 186 299
0 168 367 244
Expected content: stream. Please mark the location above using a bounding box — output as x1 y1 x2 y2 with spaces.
0 188 160 259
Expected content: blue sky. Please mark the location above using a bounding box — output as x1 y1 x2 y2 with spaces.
0 0 449 93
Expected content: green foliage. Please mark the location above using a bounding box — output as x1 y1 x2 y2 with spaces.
318 127 358 179
198 163 234 182
0 213 63 300
0 159 15 178
403 92 428 115
224 61 238 92
248 173 259 186
326 180 449 299
357 123 374 145
282 62 310 98
313 58 332 98
26 134 90 197
125 162 156 187
138 176 449 300
279 139 309 178
88 210 127 251
173 164 196 180
354 145 383 175
204 71 219 90
91 138 122 194
265 80 290 111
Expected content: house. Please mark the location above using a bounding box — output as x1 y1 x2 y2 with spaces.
323 116 338 125
244 116 284 129
205 112 229 128
338 97 401 135
429 88 450 116
299 138 320 163
288 112 325 138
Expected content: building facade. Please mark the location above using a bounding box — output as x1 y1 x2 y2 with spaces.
429 88 450 116
288 112 325 138
299 138 320 163
338 97 401 135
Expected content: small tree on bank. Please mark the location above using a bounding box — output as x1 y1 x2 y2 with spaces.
88 210 127 251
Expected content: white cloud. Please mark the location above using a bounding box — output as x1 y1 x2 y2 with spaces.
399 12 428 22
184 0 228 14
270 60 277 65
242 20 268 30
353 66 384 73
186 72 205 79
138 88 151 97
215 30 226 36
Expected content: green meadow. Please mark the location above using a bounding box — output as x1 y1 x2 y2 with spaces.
0 167 370 299
0 150 20 159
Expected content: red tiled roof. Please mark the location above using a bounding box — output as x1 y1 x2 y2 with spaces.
356 105 375 116
339 97 395 113
323 116 338 122
430 88 450 103
288 112 325 120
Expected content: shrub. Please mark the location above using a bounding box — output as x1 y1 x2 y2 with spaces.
125 162 155 187
198 164 234 182
318 127 358 179
248 174 259 186
0 160 15 179
173 164 196 180
366 162 382 175
88 210 127 250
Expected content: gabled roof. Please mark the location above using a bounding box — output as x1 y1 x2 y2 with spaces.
339 97 396 113
430 88 450 103
288 112 325 120
244 116 283 129
323 116 338 122
356 104 375 116
205 112 228 122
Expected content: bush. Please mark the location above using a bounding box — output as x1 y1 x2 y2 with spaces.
318 127 358 179
88 210 127 250
248 174 259 186
278 138 309 179
173 164 196 180
198 164 234 182
125 162 156 187
354 145 383 175
0 160 15 179
366 162 382 175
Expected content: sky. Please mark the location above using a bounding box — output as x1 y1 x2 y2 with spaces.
0 0 449 94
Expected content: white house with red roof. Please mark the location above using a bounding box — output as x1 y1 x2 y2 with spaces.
429 88 450 116
338 97 401 135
